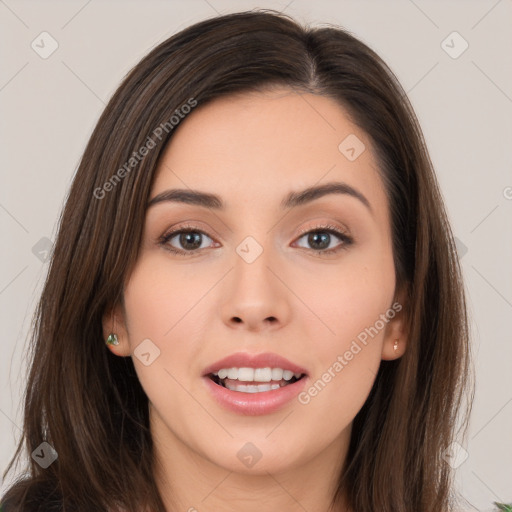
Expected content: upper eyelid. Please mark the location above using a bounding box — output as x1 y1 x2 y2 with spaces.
296 223 349 236
163 223 216 240
161 222 351 245
159 223 353 258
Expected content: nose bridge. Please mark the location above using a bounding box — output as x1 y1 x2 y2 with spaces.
219 229 290 330
232 232 276 298
230 202 276 279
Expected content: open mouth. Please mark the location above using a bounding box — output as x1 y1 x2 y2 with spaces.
208 367 306 393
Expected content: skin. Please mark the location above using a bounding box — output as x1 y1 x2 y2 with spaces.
103 87 407 512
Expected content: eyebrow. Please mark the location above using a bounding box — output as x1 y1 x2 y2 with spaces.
147 181 372 214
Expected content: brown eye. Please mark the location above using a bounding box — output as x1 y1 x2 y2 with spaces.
294 225 353 255
159 228 215 255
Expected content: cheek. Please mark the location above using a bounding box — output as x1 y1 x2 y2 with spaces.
123 253 210 343
291 246 395 415
120 265 210 451
121 256 206 388
294 243 396 351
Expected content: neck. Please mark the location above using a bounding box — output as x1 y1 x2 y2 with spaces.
151 410 352 512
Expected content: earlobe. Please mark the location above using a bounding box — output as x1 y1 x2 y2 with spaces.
106 333 119 346
102 303 131 357
382 336 405 360
389 337 405 358
381 291 408 361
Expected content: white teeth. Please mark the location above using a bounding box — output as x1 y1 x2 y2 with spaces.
212 367 304 382
283 370 294 381
224 381 281 393
238 367 254 381
253 367 272 382
271 368 283 380
227 367 238 379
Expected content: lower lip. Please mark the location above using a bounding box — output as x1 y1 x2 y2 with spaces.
203 376 308 416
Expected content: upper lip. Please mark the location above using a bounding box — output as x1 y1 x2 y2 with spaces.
202 352 308 377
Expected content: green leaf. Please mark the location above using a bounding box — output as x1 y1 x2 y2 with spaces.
494 502 512 512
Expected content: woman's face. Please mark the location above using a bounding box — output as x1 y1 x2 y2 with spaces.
105 87 405 477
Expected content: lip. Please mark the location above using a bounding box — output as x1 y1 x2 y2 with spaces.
202 351 308 376
203 373 308 416
202 351 309 416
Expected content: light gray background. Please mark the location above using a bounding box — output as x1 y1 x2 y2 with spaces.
1 1 511 510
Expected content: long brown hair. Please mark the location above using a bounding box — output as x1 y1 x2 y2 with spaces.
1 9 473 511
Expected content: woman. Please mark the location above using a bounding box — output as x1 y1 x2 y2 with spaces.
1 9 473 512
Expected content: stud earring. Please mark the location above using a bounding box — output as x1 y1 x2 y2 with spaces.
106 333 119 346
393 339 399 352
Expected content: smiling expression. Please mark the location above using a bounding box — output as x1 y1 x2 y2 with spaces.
104 86 405 476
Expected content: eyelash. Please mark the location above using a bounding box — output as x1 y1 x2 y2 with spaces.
157 222 354 258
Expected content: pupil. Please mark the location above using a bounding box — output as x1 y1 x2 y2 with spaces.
309 232 329 250
181 232 202 250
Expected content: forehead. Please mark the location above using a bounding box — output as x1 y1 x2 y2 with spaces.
151 87 387 216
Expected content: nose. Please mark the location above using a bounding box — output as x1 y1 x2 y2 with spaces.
219 242 291 332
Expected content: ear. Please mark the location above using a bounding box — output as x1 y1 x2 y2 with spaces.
381 287 408 361
102 301 131 357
